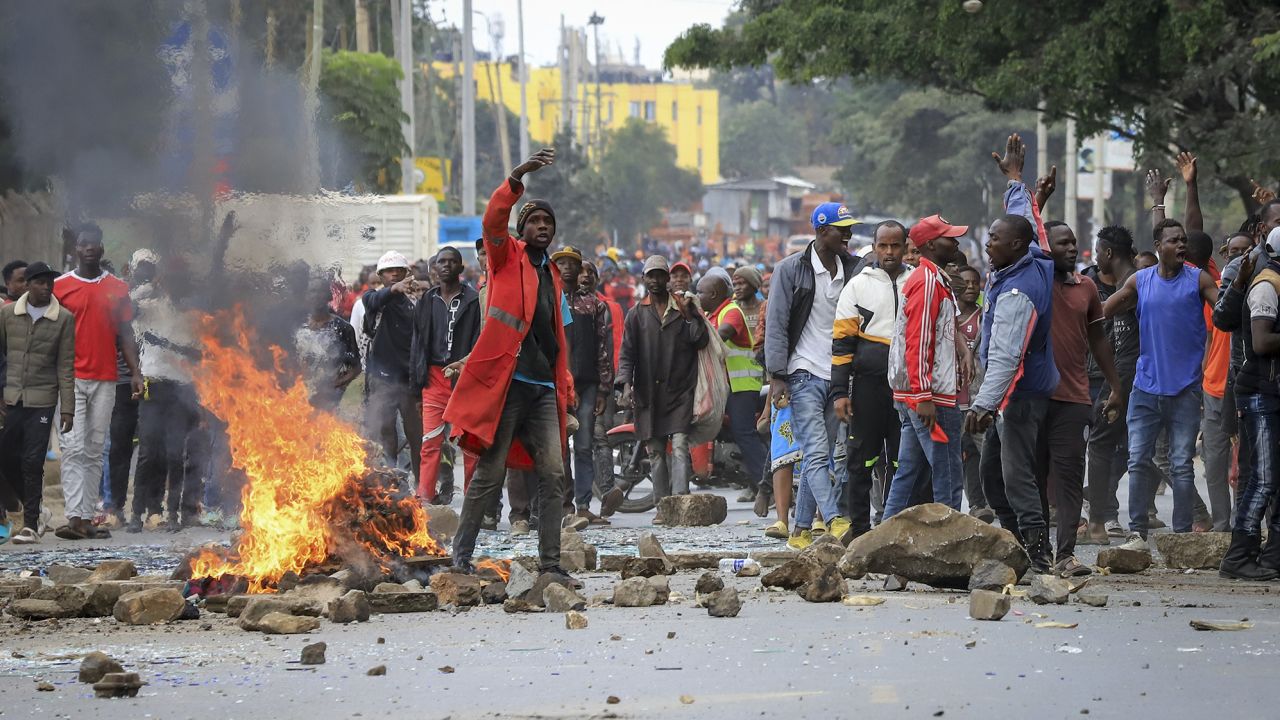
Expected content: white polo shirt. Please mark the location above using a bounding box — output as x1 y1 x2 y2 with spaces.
787 250 845 380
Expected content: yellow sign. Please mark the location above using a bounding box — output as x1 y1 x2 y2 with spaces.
413 157 450 200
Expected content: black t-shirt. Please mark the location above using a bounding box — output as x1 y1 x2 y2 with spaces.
426 291 462 367
513 253 558 384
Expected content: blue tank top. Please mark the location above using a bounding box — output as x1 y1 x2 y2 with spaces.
1133 265 1205 396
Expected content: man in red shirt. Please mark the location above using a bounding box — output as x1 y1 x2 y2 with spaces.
1038 221 1125 576
52 224 143 540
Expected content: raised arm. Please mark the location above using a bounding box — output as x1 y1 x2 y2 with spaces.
993 132 1048 250
484 148 556 269
1146 168 1171 226
1103 272 1140 319
1176 152 1202 233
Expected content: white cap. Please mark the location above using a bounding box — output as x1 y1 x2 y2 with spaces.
130 248 159 268
376 250 410 272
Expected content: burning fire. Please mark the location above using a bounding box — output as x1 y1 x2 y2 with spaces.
188 310 442 592
476 559 511 582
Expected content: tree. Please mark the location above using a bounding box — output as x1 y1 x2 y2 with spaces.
721 100 806 179
666 0 1280 211
599 119 703 247
319 50 409 193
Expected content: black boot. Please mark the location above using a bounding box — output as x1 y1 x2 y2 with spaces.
1256 531 1280 574
1024 526 1054 575
1219 530 1279 580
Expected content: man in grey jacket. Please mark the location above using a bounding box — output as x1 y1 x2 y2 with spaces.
0 262 74 544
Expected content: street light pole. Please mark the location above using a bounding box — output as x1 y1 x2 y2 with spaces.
461 0 476 214
588 12 604 159
517 0 529 160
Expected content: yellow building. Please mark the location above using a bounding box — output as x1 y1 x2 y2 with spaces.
430 62 720 185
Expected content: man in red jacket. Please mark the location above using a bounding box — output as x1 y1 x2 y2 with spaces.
445 149 579 587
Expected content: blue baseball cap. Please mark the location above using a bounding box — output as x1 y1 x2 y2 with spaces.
811 202 860 230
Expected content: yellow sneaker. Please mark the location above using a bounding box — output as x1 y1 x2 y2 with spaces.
787 529 814 550
812 519 828 536
828 516 853 544
764 520 789 539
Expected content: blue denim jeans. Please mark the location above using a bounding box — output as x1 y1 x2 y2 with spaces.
883 401 964 518
1234 393 1280 537
568 383 597 508
789 371 846 527
1125 386 1202 535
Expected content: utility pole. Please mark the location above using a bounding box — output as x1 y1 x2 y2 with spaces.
462 0 476 214
355 0 370 53
517 0 529 160
559 15 571 136
1065 118 1077 235
1092 134 1106 241
490 13 511 173
302 0 323 192
589 12 604 158
1036 99 1048 209
391 0 414 194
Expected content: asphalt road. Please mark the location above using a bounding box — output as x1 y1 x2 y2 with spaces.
2 483 1276 719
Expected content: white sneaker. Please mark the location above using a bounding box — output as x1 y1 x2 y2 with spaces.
38 508 52 536
10 527 39 545
511 519 531 536
1104 520 1124 538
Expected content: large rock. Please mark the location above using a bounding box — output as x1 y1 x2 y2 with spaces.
797 565 846 603
694 572 724 595
85 560 137 583
327 590 371 624
424 504 460 542
638 533 670 561
542 584 587 612
47 564 92 586
300 642 326 665
284 577 351 608
565 610 589 629
256 612 321 635
612 577 660 607
761 558 823 590
506 561 538 601
228 594 321 618
620 557 674 579
30 585 91 616
368 590 438 613
1097 539 1153 574
838 503 1029 588
79 652 124 683
481 582 508 605
1155 532 1231 570
526 571 578 608
969 589 1011 620
0 577 43 600
706 587 741 617
646 576 671 605
236 596 315 630
653 494 728 526
800 534 846 567
113 588 188 625
967 560 1018 592
1027 574 1070 605
8 598 77 620
430 573 482 606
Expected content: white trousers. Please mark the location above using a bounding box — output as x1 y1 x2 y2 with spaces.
59 378 115 520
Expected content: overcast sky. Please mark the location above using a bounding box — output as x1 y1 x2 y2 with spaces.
433 0 737 70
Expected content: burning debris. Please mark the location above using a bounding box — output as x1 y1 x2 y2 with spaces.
186 311 444 593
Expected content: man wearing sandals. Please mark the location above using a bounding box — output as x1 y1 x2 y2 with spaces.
0 262 75 545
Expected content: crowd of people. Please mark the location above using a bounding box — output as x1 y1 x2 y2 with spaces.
2 136 1278 584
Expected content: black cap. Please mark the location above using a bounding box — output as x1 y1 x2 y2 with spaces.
23 262 58 281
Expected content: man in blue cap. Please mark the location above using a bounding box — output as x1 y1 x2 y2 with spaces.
764 202 864 548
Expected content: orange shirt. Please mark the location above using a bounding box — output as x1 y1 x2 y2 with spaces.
1202 305 1229 399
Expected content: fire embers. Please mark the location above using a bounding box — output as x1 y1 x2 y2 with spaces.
187 310 443 593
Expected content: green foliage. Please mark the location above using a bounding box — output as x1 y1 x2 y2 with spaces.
721 100 806 179
319 50 409 193
666 0 1280 210
599 119 703 246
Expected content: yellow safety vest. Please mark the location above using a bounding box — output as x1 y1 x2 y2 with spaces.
717 300 764 394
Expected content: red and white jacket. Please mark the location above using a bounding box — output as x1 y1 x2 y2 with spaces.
888 256 958 408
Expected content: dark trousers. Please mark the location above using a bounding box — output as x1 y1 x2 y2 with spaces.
0 405 54 529
133 381 209 521
507 470 537 524
1086 379 1129 524
0 410 21 514
843 375 905 535
107 383 140 515
592 388 618 493
1035 400 1091 557
962 430 987 510
565 383 598 509
454 382 565 570
365 376 422 483
726 390 768 494
1234 393 1280 537
982 396 1049 538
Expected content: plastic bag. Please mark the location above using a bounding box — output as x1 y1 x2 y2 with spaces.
689 313 729 444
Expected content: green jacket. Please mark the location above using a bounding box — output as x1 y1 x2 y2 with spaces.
0 293 75 410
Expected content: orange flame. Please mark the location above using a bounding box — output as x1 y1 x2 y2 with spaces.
476 558 511 582
188 310 441 592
